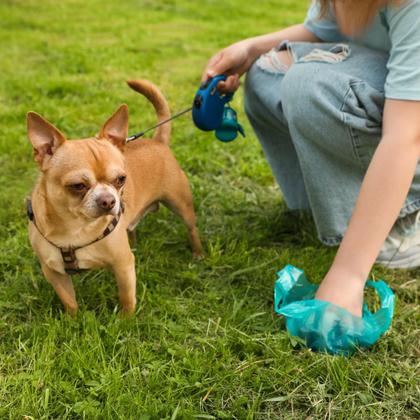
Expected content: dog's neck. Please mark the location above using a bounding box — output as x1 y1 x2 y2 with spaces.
31 177 114 248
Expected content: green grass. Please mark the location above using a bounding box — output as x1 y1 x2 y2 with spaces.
0 0 419 418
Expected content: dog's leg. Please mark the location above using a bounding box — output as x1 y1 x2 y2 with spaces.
183 209 203 258
41 264 78 316
112 250 137 314
164 190 203 258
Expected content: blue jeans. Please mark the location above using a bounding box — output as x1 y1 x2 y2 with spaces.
244 41 420 245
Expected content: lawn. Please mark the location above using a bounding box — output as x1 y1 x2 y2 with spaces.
0 0 419 418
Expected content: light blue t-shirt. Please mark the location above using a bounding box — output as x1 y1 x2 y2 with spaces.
304 0 420 100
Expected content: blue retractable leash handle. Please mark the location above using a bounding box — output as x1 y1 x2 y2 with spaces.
127 74 245 143
193 75 245 142
274 265 395 355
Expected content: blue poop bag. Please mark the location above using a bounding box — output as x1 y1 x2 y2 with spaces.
274 265 395 355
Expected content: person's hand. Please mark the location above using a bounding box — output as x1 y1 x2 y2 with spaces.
315 268 366 317
201 40 256 93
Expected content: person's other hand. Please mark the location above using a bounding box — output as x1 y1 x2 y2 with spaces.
315 269 365 317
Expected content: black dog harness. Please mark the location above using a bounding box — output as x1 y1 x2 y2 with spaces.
26 199 124 275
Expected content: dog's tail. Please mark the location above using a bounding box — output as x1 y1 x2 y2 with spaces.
126 79 171 145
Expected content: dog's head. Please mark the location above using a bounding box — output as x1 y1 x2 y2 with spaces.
27 105 129 219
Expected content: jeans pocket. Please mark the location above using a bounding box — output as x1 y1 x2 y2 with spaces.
341 81 384 167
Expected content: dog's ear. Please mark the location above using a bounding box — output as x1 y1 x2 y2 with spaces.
98 104 128 151
27 112 67 169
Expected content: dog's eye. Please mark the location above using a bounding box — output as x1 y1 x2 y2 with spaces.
115 175 126 187
68 183 87 192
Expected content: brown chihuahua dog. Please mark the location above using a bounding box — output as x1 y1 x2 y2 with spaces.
27 80 202 316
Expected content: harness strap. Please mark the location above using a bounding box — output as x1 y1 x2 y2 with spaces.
60 247 80 275
27 198 124 275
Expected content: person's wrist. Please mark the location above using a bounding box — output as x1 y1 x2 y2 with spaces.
241 38 260 62
325 263 368 287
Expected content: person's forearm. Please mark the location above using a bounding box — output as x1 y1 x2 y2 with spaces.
329 134 420 282
202 24 320 89
245 24 320 61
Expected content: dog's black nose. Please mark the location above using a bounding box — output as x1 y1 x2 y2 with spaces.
96 193 116 211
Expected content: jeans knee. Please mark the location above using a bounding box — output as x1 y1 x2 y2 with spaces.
282 63 345 130
244 60 287 125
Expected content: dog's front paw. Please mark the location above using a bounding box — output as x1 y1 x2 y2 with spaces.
119 302 136 317
64 303 79 318
192 249 205 260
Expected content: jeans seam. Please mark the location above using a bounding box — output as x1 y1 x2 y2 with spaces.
401 199 420 217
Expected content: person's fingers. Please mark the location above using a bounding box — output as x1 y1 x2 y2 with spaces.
232 76 241 91
217 74 240 93
201 53 222 82
210 57 234 78
203 51 238 83
217 80 227 91
223 76 236 91
230 74 240 91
